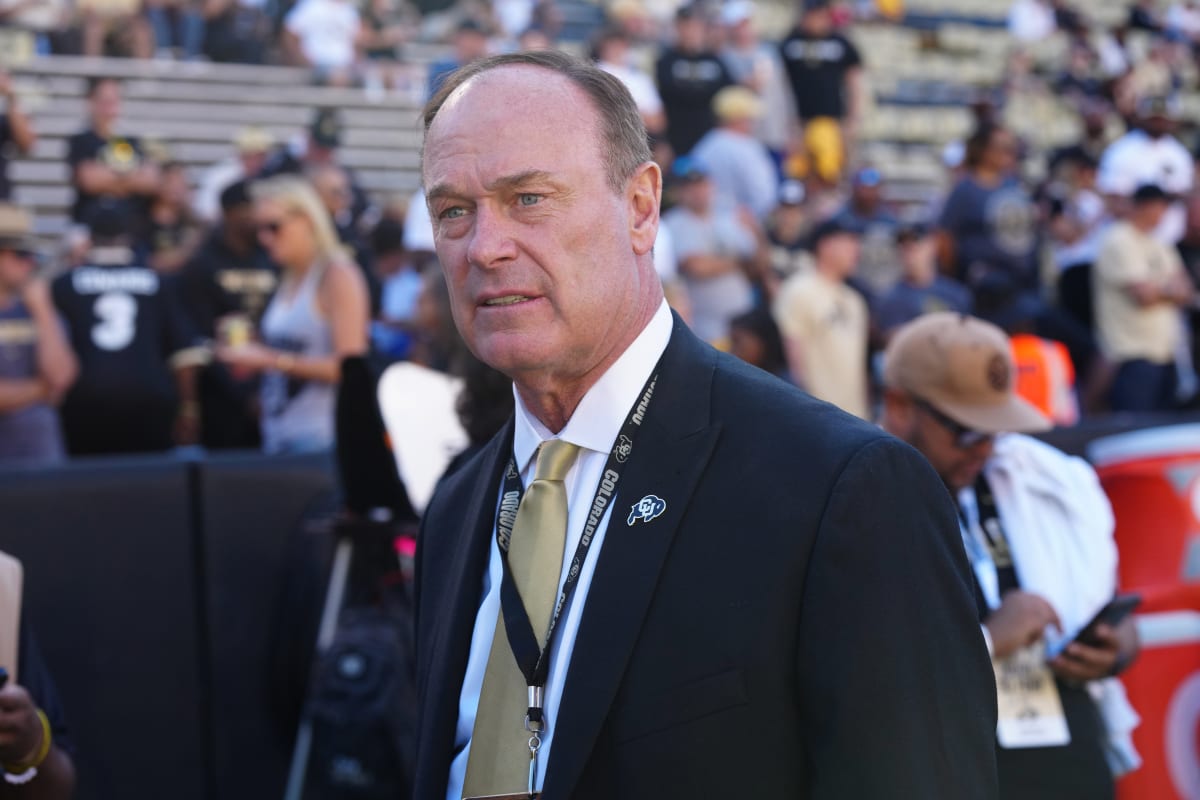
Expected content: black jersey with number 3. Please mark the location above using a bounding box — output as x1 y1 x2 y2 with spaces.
51 254 198 454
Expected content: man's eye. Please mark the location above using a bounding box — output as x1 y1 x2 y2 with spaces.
518 194 542 207
440 206 466 220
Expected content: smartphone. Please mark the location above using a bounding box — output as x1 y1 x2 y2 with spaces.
1074 593 1142 646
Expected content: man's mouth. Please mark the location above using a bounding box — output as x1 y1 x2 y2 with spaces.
482 295 533 307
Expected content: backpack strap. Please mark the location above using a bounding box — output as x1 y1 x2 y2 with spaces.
0 551 22 684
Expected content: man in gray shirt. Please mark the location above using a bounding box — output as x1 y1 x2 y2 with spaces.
662 155 758 344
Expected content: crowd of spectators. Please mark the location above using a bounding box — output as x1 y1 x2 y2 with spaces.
4 0 1200 466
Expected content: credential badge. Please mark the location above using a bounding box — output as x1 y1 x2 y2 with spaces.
614 434 633 463
627 494 666 526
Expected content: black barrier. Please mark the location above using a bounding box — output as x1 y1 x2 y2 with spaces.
199 451 337 800
0 449 338 800
0 454 206 800
4 411 1200 800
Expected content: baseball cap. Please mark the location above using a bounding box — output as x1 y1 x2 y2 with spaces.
883 312 1050 434
671 154 709 182
853 166 883 187
233 126 275 154
778 179 806 206
713 86 763 122
1137 95 1177 119
1132 183 1171 204
309 108 342 149
809 215 861 248
220 179 252 212
720 0 752 25
0 203 36 254
895 221 929 243
84 200 132 241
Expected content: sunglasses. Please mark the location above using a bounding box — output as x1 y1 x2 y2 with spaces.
257 211 298 236
913 397 993 449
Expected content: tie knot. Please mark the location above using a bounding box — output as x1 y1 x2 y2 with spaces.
534 439 580 483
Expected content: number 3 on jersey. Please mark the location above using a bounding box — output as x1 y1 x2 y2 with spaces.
92 291 138 351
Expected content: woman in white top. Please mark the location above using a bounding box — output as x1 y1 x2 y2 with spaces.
217 175 369 453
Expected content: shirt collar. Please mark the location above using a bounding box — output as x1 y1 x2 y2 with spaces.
512 299 672 473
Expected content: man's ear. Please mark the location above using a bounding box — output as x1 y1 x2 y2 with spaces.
628 161 662 257
879 387 914 435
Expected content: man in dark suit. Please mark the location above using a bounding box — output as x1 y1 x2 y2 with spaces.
415 49 998 800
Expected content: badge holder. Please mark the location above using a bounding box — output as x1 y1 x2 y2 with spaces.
993 640 1071 749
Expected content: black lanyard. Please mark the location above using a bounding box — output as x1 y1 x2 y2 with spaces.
494 364 661 727
974 473 1020 594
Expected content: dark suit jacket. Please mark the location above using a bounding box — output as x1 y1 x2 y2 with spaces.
414 317 999 799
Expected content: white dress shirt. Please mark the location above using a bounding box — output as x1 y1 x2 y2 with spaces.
446 299 673 800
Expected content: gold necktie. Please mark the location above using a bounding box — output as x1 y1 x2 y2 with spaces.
463 439 580 798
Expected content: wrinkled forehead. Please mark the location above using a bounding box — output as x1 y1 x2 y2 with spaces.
423 65 603 181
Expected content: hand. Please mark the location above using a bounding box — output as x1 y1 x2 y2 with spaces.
1050 623 1121 682
0 71 14 103
0 682 43 766
1164 273 1194 305
736 206 763 235
985 590 1062 660
174 403 200 446
215 342 277 374
20 277 52 316
1129 281 1162 306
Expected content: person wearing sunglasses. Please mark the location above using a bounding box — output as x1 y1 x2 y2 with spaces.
0 204 77 465
216 175 369 454
880 312 1141 800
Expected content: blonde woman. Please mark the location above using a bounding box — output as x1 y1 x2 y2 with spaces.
217 175 369 453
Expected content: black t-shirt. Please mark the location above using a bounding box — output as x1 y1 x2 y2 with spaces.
180 232 277 449
52 255 197 426
655 48 734 156
179 229 278 337
0 117 14 201
779 30 861 120
66 129 149 225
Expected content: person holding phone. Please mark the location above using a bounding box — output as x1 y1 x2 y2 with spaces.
881 312 1141 800
0 551 75 798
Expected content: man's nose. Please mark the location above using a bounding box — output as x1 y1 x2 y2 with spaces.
467 206 519 269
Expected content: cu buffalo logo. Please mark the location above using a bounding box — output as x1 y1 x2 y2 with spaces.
614 435 633 463
628 495 666 526
987 354 1010 392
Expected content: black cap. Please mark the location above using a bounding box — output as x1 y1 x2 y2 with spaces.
84 200 131 241
896 221 930 243
220 179 252 212
371 217 405 256
456 17 487 35
1132 183 1171 204
675 3 701 20
310 108 342 149
809 215 861 248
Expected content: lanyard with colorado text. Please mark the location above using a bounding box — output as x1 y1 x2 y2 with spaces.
974 473 1019 593
494 362 660 792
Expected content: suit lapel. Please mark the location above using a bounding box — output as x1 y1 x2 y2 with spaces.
414 422 512 799
544 319 722 798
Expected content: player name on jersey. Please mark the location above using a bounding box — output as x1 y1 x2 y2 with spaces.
72 267 159 296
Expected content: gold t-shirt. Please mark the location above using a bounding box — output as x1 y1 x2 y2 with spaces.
1094 221 1185 364
773 270 869 419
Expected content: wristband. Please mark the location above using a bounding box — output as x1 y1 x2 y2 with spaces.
3 709 52 783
